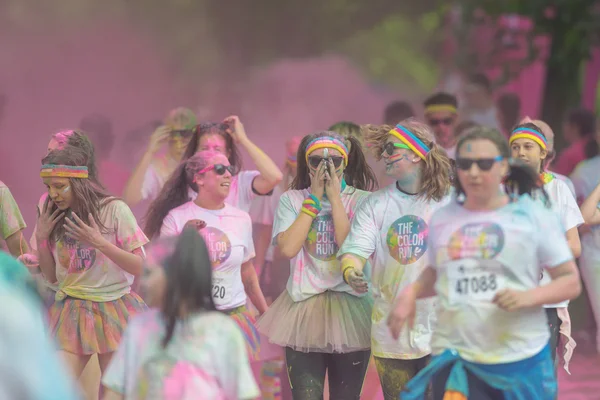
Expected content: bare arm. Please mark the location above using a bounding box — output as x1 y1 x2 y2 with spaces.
412 266 438 299
240 137 283 195
532 261 581 306
241 260 268 314
4 230 28 257
565 227 581 258
252 224 272 273
580 182 600 225
276 213 314 259
96 242 145 276
102 388 124 400
122 151 154 206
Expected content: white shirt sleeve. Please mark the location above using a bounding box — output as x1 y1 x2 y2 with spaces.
141 164 162 201
237 170 261 210
534 206 574 268
337 198 378 260
556 180 584 231
160 212 180 238
271 192 298 245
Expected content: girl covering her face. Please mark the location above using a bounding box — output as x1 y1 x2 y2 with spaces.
256 131 377 399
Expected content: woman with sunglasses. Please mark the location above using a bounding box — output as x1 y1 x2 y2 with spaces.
36 146 148 388
256 131 377 399
182 115 282 213
102 228 260 400
337 119 452 400
145 150 268 361
509 122 584 370
122 107 198 206
388 127 581 400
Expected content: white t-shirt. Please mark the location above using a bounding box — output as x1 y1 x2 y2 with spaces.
539 175 584 308
189 170 261 213
272 186 370 302
141 161 171 202
53 199 148 302
160 202 255 310
338 184 450 359
549 170 576 198
428 196 573 364
249 185 284 262
102 309 260 400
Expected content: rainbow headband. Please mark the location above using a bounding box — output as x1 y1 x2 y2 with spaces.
425 104 457 115
305 136 349 166
389 124 430 160
509 127 547 150
40 164 89 179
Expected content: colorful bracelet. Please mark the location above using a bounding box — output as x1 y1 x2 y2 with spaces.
301 195 322 218
342 265 354 284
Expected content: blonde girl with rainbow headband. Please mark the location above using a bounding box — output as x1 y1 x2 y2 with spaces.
388 126 581 400
36 146 148 386
338 119 452 400
509 122 584 371
256 131 377 399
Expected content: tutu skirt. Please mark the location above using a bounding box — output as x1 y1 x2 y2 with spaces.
256 290 373 353
225 306 261 361
48 292 147 355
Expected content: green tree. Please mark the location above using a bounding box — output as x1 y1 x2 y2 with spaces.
452 0 600 147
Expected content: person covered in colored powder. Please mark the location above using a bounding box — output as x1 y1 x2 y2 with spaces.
0 180 29 257
338 119 452 399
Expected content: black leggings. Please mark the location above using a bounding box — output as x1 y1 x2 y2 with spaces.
546 308 559 368
432 364 504 400
285 347 371 400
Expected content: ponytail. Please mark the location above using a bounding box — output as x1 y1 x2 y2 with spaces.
421 144 452 201
344 135 378 191
504 158 550 207
144 163 193 240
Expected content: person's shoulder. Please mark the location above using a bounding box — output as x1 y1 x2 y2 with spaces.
430 200 459 220
224 203 252 222
0 180 6 189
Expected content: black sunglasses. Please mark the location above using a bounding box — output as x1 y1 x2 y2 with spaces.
212 164 234 175
455 156 504 171
384 142 410 156
171 129 194 139
428 117 454 126
308 156 344 169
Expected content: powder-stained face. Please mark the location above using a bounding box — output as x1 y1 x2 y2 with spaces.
307 147 345 181
381 136 418 181
194 154 232 200
426 110 457 149
456 139 508 200
197 134 230 158
42 177 74 210
510 138 546 173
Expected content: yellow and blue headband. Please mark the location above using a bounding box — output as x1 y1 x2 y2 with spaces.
389 124 431 161
40 164 89 179
305 136 349 166
509 127 547 150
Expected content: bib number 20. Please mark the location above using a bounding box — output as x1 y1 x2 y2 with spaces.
455 274 497 295
212 285 226 299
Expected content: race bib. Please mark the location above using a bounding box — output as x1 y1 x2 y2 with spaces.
211 273 233 307
447 258 505 305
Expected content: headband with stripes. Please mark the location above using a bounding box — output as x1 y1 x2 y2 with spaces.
40 164 89 179
389 124 431 161
305 136 349 166
509 127 547 150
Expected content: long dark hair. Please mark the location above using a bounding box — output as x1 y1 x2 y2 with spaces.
291 131 378 191
456 127 549 205
51 130 103 188
147 228 216 348
41 147 115 245
144 151 216 240
183 123 243 175
510 122 548 173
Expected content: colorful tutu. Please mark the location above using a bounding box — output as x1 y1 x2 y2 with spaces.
225 306 261 361
48 292 147 355
256 290 373 353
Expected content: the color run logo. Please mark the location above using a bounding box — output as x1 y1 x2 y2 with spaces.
58 236 97 273
386 215 428 264
201 227 232 266
448 222 504 260
306 214 337 261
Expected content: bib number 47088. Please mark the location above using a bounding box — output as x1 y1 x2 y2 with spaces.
447 259 504 304
454 274 497 295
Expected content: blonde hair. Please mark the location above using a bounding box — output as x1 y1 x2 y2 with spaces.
361 118 451 201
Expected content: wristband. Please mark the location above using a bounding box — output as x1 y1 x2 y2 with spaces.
301 195 322 219
342 265 354 284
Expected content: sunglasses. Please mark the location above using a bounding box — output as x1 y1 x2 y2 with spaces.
170 129 194 139
200 164 234 175
384 142 410 156
455 156 504 171
428 117 454 126
308 156 344 169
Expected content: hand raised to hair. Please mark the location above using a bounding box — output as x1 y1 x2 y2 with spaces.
223 115 248 144
147 126 171 154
